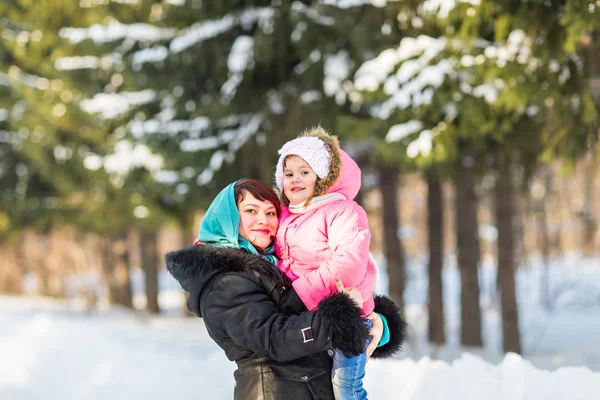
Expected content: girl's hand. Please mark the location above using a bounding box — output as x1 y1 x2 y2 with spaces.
365 312 383 359
335 276 363 309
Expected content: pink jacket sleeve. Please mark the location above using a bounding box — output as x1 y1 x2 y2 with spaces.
292 201 371 311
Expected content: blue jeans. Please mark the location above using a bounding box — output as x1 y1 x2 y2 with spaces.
331 318 372 400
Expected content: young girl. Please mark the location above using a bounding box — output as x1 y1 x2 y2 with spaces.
275 127 384 400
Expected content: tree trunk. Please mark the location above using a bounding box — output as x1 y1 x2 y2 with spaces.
582 151 597 256
182 209 199 317
354 188 365 209
35 259 51 296
454 149 483 346
511 166 526 269
378 164 405 312
111 232 133 308
0 242 23 294
494 162 522 354
427 173 445 344
27 232 51 296
100 236 117 305
535 165 552 309
141 231 160 314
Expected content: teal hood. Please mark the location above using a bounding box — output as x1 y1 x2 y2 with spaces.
198 180 277 265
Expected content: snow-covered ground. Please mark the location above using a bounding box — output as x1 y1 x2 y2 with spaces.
2 254 600 399
392 253 600 372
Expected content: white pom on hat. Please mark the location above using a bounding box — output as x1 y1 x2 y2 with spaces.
275 136 331 190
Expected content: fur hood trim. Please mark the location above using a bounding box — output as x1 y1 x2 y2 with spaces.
165 245 285 315
301 127 342 196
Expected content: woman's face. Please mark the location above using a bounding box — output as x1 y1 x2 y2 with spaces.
237 191 279 251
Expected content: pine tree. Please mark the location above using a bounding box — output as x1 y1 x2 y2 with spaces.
347 0 599 351
0 0 167 303
59 1 412 311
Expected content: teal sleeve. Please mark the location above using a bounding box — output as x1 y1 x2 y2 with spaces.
375 312 390 347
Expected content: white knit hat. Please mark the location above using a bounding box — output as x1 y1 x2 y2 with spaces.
275 136 331 190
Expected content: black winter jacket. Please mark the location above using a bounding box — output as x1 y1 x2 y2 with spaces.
166 245 406 400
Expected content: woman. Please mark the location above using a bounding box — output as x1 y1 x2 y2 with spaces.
166 179 405 400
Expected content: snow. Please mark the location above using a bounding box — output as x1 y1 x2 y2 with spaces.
195 114 263 186
180 137 221 152
294 50 323 75
170 8 273 53
406 129 434 158
0 72 10 87
473 83 499 104
6 68 50 90
355 50 400 91
226 114 263 152
80 0 140 5
374 60 453 119
376 254 600 371
80 90 156 119
473 29 534 70
291 21 308 42
103 140 164 175
321 0 367 7
152 170 179 184
208 150 227 171
196 168 214 186
221 36 254 100
559 66 571 85
171 16 235 53
324 51 351 97
351 27 552 126
422 0 481 18
55 56 100 71
385 120 423 143
53 145 73 163
292 2 335 26
131 116 210 139
354 35 448 99
2 255 600 399
321 0 394 7
60 23 175 44
83 154 103 171
132 46 169 69
141 113 264 185
132 205 150 219
527 105 539 117
267 90 284 114
0 130 14 144
227 36 254 73
300 90 322 104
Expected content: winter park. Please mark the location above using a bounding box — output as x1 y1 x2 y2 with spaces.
1 1 600 399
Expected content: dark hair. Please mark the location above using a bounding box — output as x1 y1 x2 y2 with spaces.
235 179 281 217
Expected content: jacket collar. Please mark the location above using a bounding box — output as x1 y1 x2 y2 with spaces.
288 193 346 214
165 245 285 316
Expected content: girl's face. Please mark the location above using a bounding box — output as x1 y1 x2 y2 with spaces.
283 155 318 206
237 191 279 251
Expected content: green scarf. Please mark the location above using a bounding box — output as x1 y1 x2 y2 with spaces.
198 180 278 266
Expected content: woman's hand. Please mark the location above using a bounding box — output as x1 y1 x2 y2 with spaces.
364 312 383 359
334 276 363 309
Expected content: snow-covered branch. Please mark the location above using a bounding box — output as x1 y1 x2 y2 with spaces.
60 23 176 44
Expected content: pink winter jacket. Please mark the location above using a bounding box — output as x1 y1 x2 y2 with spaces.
276 150 376 316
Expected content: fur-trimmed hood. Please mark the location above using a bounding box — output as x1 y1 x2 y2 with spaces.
302 128 361 200
165 245 285 317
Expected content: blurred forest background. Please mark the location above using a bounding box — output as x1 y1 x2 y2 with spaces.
0 0 599 356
